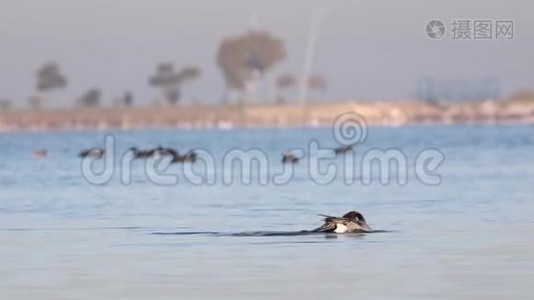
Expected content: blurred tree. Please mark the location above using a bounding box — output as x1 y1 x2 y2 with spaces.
276 73 326 103
77 88 101 108
149 63 201 106
113 90 134 108
0 99 11 112
124 90 133 107
28 96 44 110
217 30 286 105
31 61 68 110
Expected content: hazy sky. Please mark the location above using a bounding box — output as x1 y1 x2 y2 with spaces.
1 0 533 108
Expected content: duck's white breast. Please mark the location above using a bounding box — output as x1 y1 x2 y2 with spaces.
334 223 348 233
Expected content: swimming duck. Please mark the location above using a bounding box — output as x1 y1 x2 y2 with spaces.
313 211 372 233
129 147 158 159
79 148 105 158
333 144 354 155
170 150 197 163
155 146 179 157
32 149 48 159
282 150 299 164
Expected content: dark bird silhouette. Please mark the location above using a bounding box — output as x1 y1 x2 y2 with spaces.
333 144 354 155
154 146 179 157
170 150 197 163
129 147 158 159
79 148 105 158
281 150 299 164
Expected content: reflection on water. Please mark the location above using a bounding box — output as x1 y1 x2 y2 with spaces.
0 126 533 299
152 230 392 236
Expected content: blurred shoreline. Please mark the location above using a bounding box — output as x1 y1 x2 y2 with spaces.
1 99 533 132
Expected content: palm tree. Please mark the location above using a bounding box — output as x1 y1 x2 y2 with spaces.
77 88 102 108
31 61 68 110
149 63 201 106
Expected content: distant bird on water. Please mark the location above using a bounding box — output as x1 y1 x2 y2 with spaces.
170 150 197 163
129 147 158 159
282 150 299 164
333 144 355 155
32 149 48 159
79 148 105 158
154 146 179 157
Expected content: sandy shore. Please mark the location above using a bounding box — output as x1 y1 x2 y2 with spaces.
1 100 533 132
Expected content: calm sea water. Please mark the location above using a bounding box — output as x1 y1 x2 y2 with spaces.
1 126 533 299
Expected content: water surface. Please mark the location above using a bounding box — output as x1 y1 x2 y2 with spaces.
1 126 533 299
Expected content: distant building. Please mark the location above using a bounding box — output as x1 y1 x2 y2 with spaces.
416 77 501 103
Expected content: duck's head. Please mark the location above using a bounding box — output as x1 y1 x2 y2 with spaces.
343 211 372 232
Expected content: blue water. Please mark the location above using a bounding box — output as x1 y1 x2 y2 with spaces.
1 126 533 299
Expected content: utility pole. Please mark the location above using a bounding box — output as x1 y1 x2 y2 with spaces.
298 6 329 105
249 11 259 30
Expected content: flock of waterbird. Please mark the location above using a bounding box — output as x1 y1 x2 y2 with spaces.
31 142 373 233
30 142 356 163
75 143 372 233
76 146 198 163
76 143 356 164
